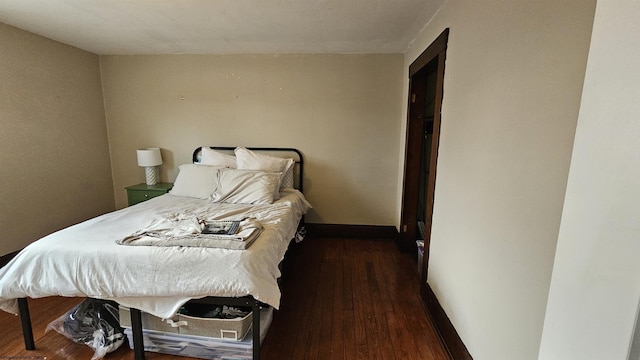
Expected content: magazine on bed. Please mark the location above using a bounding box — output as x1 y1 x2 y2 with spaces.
202 220 241 235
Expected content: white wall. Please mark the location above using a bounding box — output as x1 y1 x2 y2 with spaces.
100 54 404 225
0 22 113 255
401 1 595 359
539 1 640 358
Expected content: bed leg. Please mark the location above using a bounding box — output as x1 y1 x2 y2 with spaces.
253 301 260 360
130 308 145 360
17 298 35 350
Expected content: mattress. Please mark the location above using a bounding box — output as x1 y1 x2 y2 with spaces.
0 189 310 319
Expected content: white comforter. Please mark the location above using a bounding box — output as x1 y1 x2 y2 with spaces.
0 189 310 319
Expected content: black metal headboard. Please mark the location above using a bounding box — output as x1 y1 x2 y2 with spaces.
192 147 304 193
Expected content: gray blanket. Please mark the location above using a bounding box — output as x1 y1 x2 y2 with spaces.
117 217 263 250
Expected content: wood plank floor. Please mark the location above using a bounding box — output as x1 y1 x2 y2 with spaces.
0 236 448 359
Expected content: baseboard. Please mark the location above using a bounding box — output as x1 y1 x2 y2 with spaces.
421 282 473 360
305 223 398 240
0 250 20 269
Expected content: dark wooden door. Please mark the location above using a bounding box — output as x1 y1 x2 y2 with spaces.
399 29 448 282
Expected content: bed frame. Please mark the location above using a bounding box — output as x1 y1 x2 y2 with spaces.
17 146 305 360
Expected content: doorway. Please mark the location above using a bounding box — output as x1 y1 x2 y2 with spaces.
399 29 448 281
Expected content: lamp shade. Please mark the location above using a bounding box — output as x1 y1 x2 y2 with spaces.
136 148 163 167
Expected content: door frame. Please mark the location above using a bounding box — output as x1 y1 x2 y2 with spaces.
399 28 449 282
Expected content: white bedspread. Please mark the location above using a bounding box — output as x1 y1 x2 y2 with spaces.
0 189 310 319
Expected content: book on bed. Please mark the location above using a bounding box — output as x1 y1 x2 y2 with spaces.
202 220 240 235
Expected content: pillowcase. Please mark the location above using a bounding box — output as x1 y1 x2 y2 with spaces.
169 164 222 199
211 169 281 205
280 166 295 189
200 147 237 168
234 147 294 192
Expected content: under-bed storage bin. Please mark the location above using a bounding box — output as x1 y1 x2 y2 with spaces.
178 311 252 340
124 307 273 360
119 305 253 341
119 306 179 334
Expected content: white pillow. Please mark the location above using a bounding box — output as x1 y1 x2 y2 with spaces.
169 164 222 199
234 147 294 192
211 169 281 204
200 147 237 168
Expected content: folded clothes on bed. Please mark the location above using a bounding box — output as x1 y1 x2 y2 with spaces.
117 217 263 250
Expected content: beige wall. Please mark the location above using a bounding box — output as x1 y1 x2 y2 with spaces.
100 54 404 225
401 1 595 359
539 0 640 358
0 22 113 256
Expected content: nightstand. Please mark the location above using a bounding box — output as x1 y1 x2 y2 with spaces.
125 183 173 206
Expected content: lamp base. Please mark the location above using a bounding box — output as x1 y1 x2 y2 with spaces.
144 166 159 186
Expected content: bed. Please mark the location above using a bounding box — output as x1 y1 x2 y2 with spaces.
0 146 311 360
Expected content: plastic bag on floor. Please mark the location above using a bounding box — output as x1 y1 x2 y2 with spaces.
46 298 125 360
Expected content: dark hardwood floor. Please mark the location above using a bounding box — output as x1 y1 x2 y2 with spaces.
0 236 448 359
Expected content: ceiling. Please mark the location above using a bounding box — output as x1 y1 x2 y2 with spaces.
0 0 443 55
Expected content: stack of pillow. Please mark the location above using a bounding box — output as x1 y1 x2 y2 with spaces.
169 147 295 204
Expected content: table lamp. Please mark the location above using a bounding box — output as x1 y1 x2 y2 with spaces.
136 148 163 185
